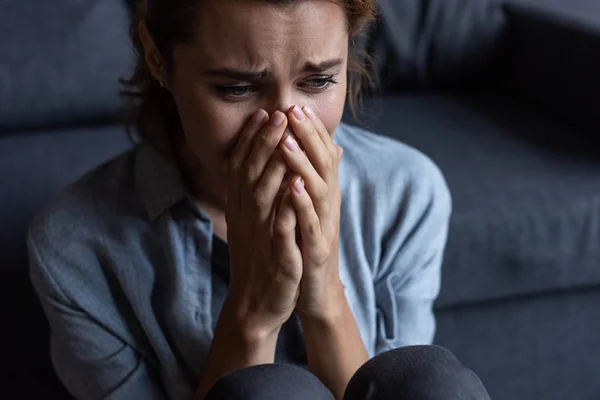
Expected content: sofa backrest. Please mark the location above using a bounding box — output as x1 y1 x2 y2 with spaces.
0 1 134 394
364 0 510 91
0 0 133 133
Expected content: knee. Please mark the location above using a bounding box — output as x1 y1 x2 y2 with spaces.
345 345 490 400
205 364 334 400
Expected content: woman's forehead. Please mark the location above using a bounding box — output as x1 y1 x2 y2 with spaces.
180 0 349 72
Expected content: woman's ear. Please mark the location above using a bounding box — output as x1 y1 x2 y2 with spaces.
138 21 167 85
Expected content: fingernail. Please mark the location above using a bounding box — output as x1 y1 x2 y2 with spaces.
253 109 268 123
293 177 305 194
270 111 285 127
303 105 316 120
292 105 305 121
284 135 299 152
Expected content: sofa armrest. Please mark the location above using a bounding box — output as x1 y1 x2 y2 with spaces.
506 1 600 135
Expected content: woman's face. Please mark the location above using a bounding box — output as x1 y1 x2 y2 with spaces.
167 0 349 176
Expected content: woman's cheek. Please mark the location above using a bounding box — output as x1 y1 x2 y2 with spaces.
218 106 253 145
308 91 345 136
175 84 246 152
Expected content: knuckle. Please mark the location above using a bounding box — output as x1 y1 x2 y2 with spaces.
242 126 256 140
257 130 277 148
276 251 297 269
314 182 329 201
306 219 320 237
243 167 259 185
315 245 330 263
251 189 270 210
307 243 329 265
274 221 293 239
322 157 334 171
300 199 314 215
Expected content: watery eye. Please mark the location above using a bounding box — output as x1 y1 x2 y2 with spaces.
310 79 329 88
218 86 252 97
304 76 338 90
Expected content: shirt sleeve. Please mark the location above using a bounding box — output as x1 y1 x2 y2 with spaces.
373 156 452 355
28 235 168 400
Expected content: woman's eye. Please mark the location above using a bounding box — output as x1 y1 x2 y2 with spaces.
216 85 253 97
304 76 338 90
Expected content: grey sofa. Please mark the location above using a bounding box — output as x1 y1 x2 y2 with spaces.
2 1 599 399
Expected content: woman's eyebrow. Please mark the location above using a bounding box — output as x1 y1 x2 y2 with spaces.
202 69 268 81
301 58 344 73
202 58 344 81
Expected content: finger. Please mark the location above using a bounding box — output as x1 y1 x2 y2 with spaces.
289 176 324 256
280 134 329 219
304 106 341 181
335 145 343 179
273 182 301 264
228 109 269 177
227 109 269 205
244 111 288 187
302 105 337 154
287 106 334 181
253 149 290 223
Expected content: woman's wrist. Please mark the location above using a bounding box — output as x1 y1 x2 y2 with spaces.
195 299 280 399
298 281 368 400
297 279 347 328
218 296 281 361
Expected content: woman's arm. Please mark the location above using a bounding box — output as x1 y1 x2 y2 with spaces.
373 159 451 354
194 297 280 399
299 282 369 400
28 237 168 400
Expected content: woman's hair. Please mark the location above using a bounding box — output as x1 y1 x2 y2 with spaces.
121 0 377 153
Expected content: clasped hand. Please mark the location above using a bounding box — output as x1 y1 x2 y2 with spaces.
225 105 343 340
280 105 344 320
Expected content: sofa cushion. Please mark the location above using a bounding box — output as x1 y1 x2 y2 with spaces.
435 288 600 400
0 126 131 372
343 95 600 308
0 1 133 132
370 0 509 90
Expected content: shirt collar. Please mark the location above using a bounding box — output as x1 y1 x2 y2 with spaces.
135 144 189 221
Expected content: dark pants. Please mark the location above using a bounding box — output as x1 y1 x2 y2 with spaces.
205 345 491 399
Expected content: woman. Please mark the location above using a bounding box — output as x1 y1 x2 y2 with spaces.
28 0 490 399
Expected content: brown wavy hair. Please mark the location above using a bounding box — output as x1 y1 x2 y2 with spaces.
121 0 377 153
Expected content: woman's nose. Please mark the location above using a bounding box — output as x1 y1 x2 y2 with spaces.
264 88 296 116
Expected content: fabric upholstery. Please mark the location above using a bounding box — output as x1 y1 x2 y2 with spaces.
344 95 600 308
435 288 600 400
370 0 509 90
0 1 133 132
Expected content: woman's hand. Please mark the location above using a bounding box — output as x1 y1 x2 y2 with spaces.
280 105 345 320
224 109 303 338
279 105 368 400
197 109 303 399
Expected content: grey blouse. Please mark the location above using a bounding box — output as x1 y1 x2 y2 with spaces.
28 122 451 400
